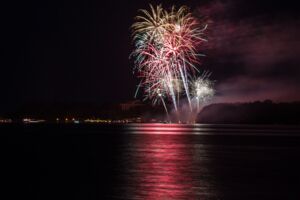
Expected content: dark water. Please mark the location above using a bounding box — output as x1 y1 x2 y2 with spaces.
2 124 300 199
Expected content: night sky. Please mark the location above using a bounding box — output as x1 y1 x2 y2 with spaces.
1 0 300 112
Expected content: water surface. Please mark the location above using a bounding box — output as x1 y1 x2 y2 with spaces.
2 124 300 199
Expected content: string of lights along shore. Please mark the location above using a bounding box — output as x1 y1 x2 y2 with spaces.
131 4 215 121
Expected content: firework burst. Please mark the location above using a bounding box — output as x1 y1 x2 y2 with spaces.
191 72 215 112
131 4 213 121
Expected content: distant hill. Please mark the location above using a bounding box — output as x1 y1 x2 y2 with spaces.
197 100 300 124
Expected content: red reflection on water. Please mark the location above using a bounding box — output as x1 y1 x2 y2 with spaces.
126 123 197 134
127 125 197 199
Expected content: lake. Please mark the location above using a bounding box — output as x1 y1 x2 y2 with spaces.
2 123 300 199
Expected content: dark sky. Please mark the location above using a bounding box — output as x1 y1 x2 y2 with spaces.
1 0 300 112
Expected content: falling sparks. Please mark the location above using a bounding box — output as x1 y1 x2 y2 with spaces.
131 4 214 121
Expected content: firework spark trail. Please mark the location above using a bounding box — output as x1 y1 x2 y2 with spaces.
131 4 212 120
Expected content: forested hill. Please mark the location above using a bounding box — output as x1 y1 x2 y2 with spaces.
197 101 300 124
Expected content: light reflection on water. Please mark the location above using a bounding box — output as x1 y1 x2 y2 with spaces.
111 124 300 200
117 124 217 200
125 123 300 135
